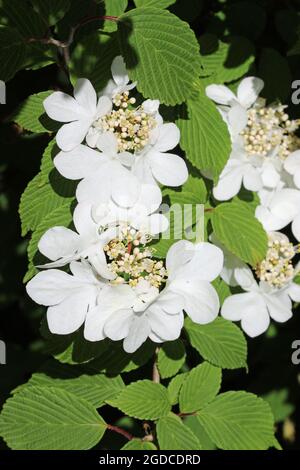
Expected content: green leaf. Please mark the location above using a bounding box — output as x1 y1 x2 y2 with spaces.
177 94 231 180
259 48 292 103
24 203 73 282
185 317 247 369
179 362 221 413
19 140 76 237
167 372 188 406
134 0 175 8
122 439 157 450
0 0 45 38
118 7 200 105
156 413 201 450
199 35 255 84
263 389 294 423
11 91 59 133
212 278 231 306
211 200 268 266
15 359 125 408
70 32 119 90
0 386 107 450
197 391 275 450
157 340 186 379
0 26 26 81
31 0 70 26
184 415 216 450
107 380 171 419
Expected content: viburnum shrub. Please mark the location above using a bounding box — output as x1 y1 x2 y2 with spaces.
0 0 299 451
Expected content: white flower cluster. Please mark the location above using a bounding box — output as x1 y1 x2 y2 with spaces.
207 79 300 337
26 57 224 353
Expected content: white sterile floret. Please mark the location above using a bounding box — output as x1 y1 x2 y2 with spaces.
221 232 300 337
85 240 224 353
255 187 300 241
43 78 112 151
26 260 136 336
132 122 188 187
207 77 300 201
284 150 300 189
100 56 137 100
54 132 140 206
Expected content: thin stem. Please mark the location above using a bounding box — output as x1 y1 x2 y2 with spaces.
106 424 134 441
152 347 160 384
177 411 197 418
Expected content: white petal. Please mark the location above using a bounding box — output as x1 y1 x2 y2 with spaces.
73 202 96 237
221 292 257 321
205 84 236 105
123 315 151 353
237 77 264 108
171 279 219 324
104 309 133 340
243 166 263 191
284 150 300 185
213 163 244 200
147 307 183 340
96 131 118 157
54 144 104 180
111 56 129 87
84 305 113 341
43 92 83 122
74 78 97 116
264 293 292 323
47 291 91 334
260 163 280 189
118 151 135 167
156 289 184 314
145 213 169 235
234 266 257 291
154 123 180 152
26 269 85 306
173 242 224 283
56 119 92 152
111 172 140 208
69 259 96 281
227 103 248 135
241 307 270 337
149 151 188 186
166 240 195 275
38 227 80 261
96 95 113 117
292 213 300 241
137 183 162 213
288 282 300 302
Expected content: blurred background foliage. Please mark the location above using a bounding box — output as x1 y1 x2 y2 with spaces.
0 0 300 449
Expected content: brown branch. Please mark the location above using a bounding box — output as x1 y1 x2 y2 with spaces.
152 348 160 384
106 424 134 441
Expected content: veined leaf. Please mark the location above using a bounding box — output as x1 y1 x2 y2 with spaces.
11 91 58 133
118 7 200 105
157 340 186 379
157 413 201 450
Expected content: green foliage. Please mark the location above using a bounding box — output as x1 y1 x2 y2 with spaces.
176 93 231 180
118 7 200 105
11 91 58 133
156 413 201 450
70 33 120 90
199 35 255 84
14 359 125 408
167 373 188 406
0 386 107 450
122 439 157 450
179 362 221 413
197 392 275 450
19 140 76 237
185 317 247 369
157 340 186 379
211 200 268 266
184 416 216 450
0 26 26 81
135 0 175 7
107 380 171 420
31 0 71 26
263 389 294 423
